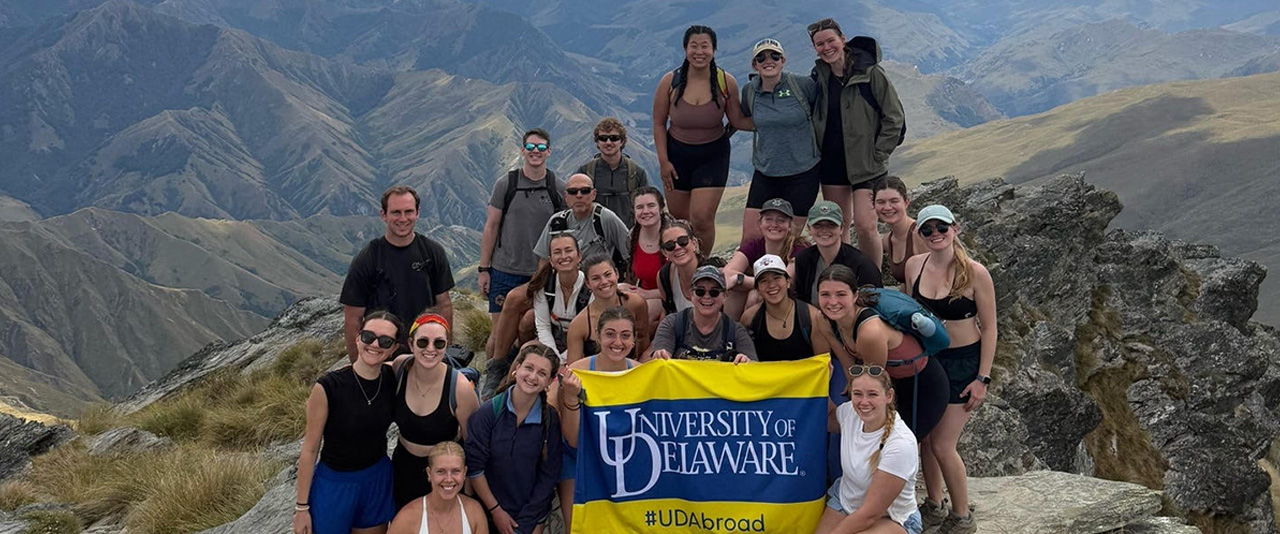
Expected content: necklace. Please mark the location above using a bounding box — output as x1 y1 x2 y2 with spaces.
353 366 382 406
765 301 794 329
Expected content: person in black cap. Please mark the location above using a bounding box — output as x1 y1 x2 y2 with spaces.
647 265 756 363
723 198 807 320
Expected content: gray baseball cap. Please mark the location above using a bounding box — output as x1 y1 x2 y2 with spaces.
760 198 795 218
691 265 726 289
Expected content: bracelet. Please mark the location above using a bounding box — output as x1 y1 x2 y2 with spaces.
294 505 310 512
564 401 580 411
296 502 308 506
487 502 501 512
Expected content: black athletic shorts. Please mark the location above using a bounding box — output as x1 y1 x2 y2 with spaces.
746 165 821 216
668 133 730 191
935 341 982 404
818 154 882 191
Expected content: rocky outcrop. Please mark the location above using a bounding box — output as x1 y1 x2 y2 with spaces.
0 413 73 482
969 470 1163 533
85 427 174 456
915 175 1280 533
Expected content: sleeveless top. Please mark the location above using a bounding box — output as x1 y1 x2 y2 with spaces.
417 495 473 534
830 309 927 379
588 355 636 371
394 362 460 446
749 301 814 362
316 366 396 471
669 99 727 145
581 293 637 358
910 256 977 321
632 243 665 291
668 266 694 312
886 222 918 284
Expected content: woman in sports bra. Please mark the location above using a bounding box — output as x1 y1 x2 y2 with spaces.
739 254 829 362
902 204 996 534
875 176 927 286
816 265 948 441
655 219 703 316
652 25 751 256
389 314 480 511
387 442 487 534
555 306 641 531
564 254 650 365
620 186 671 331
527 233 586 363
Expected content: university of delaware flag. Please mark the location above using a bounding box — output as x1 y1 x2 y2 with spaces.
572 355 830 534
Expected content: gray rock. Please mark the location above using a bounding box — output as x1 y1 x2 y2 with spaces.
85 427 174 456
0 413 74 482
957 395 1045 477
1117 516 1203 534
969 471 1161 534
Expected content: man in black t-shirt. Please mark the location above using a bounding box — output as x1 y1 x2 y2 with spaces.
340 186 455 362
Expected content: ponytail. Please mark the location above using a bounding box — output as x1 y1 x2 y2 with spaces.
949 239 975 301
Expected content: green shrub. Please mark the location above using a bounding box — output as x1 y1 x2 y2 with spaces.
136 396 206 443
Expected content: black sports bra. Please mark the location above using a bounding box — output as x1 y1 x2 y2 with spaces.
911 256 977 321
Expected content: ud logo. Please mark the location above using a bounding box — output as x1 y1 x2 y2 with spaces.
596 408 661 498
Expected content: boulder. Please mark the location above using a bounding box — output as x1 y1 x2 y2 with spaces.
85 427 174 456
969 471 1162 534
0 413 74 482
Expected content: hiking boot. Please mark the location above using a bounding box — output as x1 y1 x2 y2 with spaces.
937 511 975 534
920 499 947 531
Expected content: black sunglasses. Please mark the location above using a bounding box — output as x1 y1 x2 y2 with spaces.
919 222 951 237
754 51 783 63
692 287 723 298
524 142 549 152
807 18 841 37
566 186 594 196
415 337 447 350
849 364 886 377
596 134 622 143
661 235 692 252
360 330 396 349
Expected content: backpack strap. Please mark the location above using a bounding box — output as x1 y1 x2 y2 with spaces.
747 305 767 341
795 300 813 346
659 263 676 314
719 313 736 361
546 170 565 212
624 158 641 192
582 156 601 182
857 81 906 146
446 365 459 416
573 279 592 316
672 308 692 351
785 73 819 155
495 170 521 248
490 390 506 417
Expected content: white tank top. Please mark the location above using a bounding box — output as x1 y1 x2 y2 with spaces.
418 496 472 534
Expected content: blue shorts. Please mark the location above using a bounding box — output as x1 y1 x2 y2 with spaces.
309 457 396 533
488 268 532 313
825 481 923 534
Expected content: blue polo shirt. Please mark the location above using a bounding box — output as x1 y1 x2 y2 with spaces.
465 387 562 534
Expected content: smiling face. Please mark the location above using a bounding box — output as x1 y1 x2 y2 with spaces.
661 226 697 266
919 220 958 251
692 279 724 316
759 211 792 243
411 322 449 370
549 235 581 274
817 279 855 322
598 317 635 362
685 33 715 69
427 453 466 498
522 132 550 169
380 193 418 241
513 351 555 396
596 128 623 158
811 29 844 67
357 318 398 367
849 374 894 428
586 261 618 297
809 220 842 248
874 189 909 225
752 51 785 77
756 271 789 306
633 193 662 229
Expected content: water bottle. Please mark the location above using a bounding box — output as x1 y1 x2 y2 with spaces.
911 312 936 337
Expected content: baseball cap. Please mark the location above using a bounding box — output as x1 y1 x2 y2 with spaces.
807 200 843 226
760 198 794 218
916 205 956 226
752 38 785 58
691 265 726 289
752 254 788 286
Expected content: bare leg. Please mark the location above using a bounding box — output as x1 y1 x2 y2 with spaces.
740 208 761 247
492 286 533 360
645 298 665 336
352 525 388 534
852 188 882 263
559 479 574 530
724 286 749 322
821 185 853 243
666 190 691 222
689 187 726 256
921 433 945 504
929 404 973 515
518 308 536 344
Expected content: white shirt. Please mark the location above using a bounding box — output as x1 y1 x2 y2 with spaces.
836 405 919 525
533 271 588 362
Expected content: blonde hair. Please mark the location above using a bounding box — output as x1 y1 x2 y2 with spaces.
852 370 897 471
427 441 465 468
948 237 976 301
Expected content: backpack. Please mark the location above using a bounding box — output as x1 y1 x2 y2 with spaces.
744 72 819 157
395 360 468 416
669 66 729 105
658 263 676 314
544 273 592 350
856 288 950 357
582 155 645 198
671 308 738 362
497 169 564 248
856 79 906 147
747 299 812 347
547 205 628 275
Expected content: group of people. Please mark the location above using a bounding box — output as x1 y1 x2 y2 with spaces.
298 18 996 534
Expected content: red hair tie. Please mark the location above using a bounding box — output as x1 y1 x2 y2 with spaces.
409 313 450 337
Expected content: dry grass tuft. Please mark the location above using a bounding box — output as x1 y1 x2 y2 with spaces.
73 404 123 436
456 306 492 355
0 480 39 511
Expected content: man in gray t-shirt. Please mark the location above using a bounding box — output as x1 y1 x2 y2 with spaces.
649 266 757 363
533 173 631 268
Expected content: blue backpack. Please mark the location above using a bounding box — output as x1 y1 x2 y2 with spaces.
858 287 950 358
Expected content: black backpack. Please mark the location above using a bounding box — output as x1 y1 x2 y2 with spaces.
497 169 564 248
547 204 628 275
543 273 592 351
671 308 738 362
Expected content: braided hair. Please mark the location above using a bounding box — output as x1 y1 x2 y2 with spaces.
858 369 898 471
673 25 723 109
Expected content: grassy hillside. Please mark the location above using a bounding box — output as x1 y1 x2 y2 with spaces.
893 70 1280 323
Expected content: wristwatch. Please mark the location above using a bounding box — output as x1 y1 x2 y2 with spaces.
736 273 745 286
976 374 992 385
478 266 491 273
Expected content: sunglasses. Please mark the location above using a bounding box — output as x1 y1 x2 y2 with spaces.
849 364 886 377
692 287 723 298
566 186 594 196
359 330 396 349
524 142 549 152
596 134 622 143
415 337 447 350
661 235 692 252
754 51 783 63
919 222 951 237
807 18 840 37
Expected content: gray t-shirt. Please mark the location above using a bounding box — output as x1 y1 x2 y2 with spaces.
488 170 566 276
651 311 758 361
740 72 821 177
533 204 631 264
576 156 649 227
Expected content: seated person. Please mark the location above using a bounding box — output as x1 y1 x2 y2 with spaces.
724 198 807 320
648 266 756 363
792 200 882 306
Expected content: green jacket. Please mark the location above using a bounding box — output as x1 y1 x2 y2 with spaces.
811 35 905 185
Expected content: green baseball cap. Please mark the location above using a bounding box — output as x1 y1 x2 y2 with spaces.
807 201 843 226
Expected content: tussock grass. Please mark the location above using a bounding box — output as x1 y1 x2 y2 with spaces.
73 404 123 436
457 306 492 356
0 481 38 511
17 509 81 534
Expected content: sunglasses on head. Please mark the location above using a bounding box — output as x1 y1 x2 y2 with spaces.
754 51 783 63
596 134 622 143
807 18 840 37
919 222 951 237
692 287 723 298
415 337 447 350
661 235 692 252
359 330 396 349
524 142 549 152
566 186 594 196
849 364 886 377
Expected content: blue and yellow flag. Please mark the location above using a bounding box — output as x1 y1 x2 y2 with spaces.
572 356 830 534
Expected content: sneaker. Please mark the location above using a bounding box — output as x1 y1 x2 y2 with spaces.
920 500 947 531
937 511 976 534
